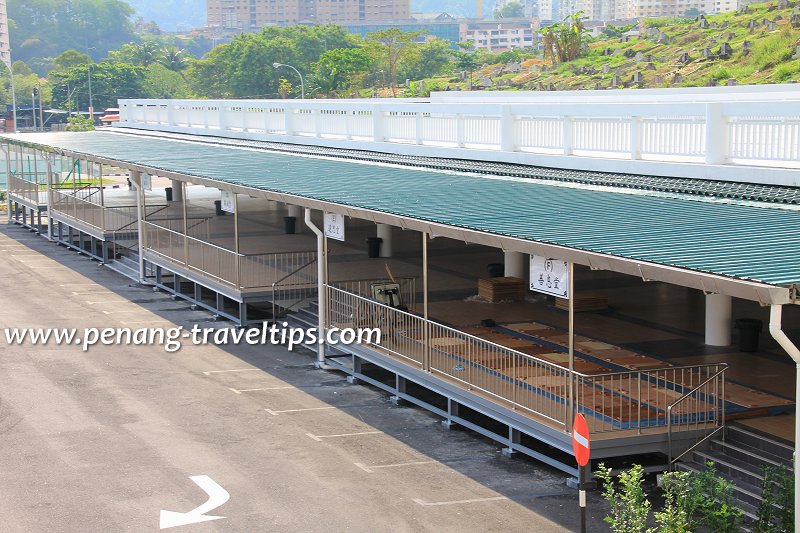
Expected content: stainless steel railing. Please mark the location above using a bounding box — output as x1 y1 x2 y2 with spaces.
328 286 728 436
667 364 727 467
143 221 316 291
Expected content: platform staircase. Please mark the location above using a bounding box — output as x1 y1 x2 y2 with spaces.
676 423 794 519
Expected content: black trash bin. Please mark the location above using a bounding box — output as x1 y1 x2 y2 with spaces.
214 200 224 216
165 187 173 202
284 216 297 234
366 237 382 258
735 318 763 352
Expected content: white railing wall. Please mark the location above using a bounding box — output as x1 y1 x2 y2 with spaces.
118 98 800 177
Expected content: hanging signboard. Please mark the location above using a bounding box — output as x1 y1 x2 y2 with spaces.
220 191 235 213
529 255 570 298
141 173 152 191
324 212 345 242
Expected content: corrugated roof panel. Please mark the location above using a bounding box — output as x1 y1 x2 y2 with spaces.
7 131 800 287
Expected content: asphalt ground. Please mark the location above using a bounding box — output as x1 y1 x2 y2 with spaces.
0 221 610 532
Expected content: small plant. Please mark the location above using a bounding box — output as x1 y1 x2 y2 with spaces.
758 464 795 532
597 463 655 533
687 462 743 532
654 471 692 533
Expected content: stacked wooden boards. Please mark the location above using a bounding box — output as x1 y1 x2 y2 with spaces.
555 295 609 312
478 277 526 303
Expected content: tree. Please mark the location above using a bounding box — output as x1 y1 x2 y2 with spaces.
541 12 587 66
65 115 95 131
50 62 146 111
366 28 422 97
160 47 188 76
401 38 452 80
53 50 91 71
143 63 189 99
494 1 525 18
131 41 161 67
312 47 373 97
8 0 136 73
452 42 479 90
278 78 292 99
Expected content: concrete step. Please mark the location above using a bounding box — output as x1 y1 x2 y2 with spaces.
691 449 764 490
675 462 761 520
710 438 792 470
726 425 794 464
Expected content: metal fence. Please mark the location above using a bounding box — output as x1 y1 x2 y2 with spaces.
7 174 46 206
327 286 726 437
143 221 316 291
50 190 164 232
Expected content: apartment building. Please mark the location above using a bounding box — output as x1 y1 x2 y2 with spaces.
460 19 539 51
207 0 410 31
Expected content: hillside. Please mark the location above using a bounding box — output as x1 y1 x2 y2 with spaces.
422 1 800 92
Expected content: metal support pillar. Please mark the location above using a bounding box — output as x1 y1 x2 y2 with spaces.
568 261 575 432
130 171 146 283
422 231 430 372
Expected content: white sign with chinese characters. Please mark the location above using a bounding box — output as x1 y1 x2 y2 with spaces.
324 212 345 241
220 191 235 213
530 255 570 298
141 173 152 191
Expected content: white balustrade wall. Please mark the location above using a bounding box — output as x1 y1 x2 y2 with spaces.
118 96 800 185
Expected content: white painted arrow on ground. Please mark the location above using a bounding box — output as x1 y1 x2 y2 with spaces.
160 475 229 529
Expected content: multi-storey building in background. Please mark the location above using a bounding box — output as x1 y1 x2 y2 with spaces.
207 0 410 32
0 0 11 67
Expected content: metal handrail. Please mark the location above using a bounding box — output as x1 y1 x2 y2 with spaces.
328 285 730 434
667 365 727 467
271 257 318 321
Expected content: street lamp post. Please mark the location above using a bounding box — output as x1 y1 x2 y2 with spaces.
87 62 93 119
31 89 37 131
272 62 305 99
1 60 17 132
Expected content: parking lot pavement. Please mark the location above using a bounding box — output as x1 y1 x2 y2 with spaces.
0 222 607 532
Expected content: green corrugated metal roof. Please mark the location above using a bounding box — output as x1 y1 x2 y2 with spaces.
7 131 800 287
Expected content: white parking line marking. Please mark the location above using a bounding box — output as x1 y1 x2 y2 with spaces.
354 460 436 473
264 407 335 416
229 386 295 394
202 368 260 375
412 496 508 507
85 300 128 305
306 431 382 442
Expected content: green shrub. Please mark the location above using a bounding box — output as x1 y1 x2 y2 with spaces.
654 471 692 533
65 115 95 132
597 463 654 533
688 462 743 532
757 464 795 532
